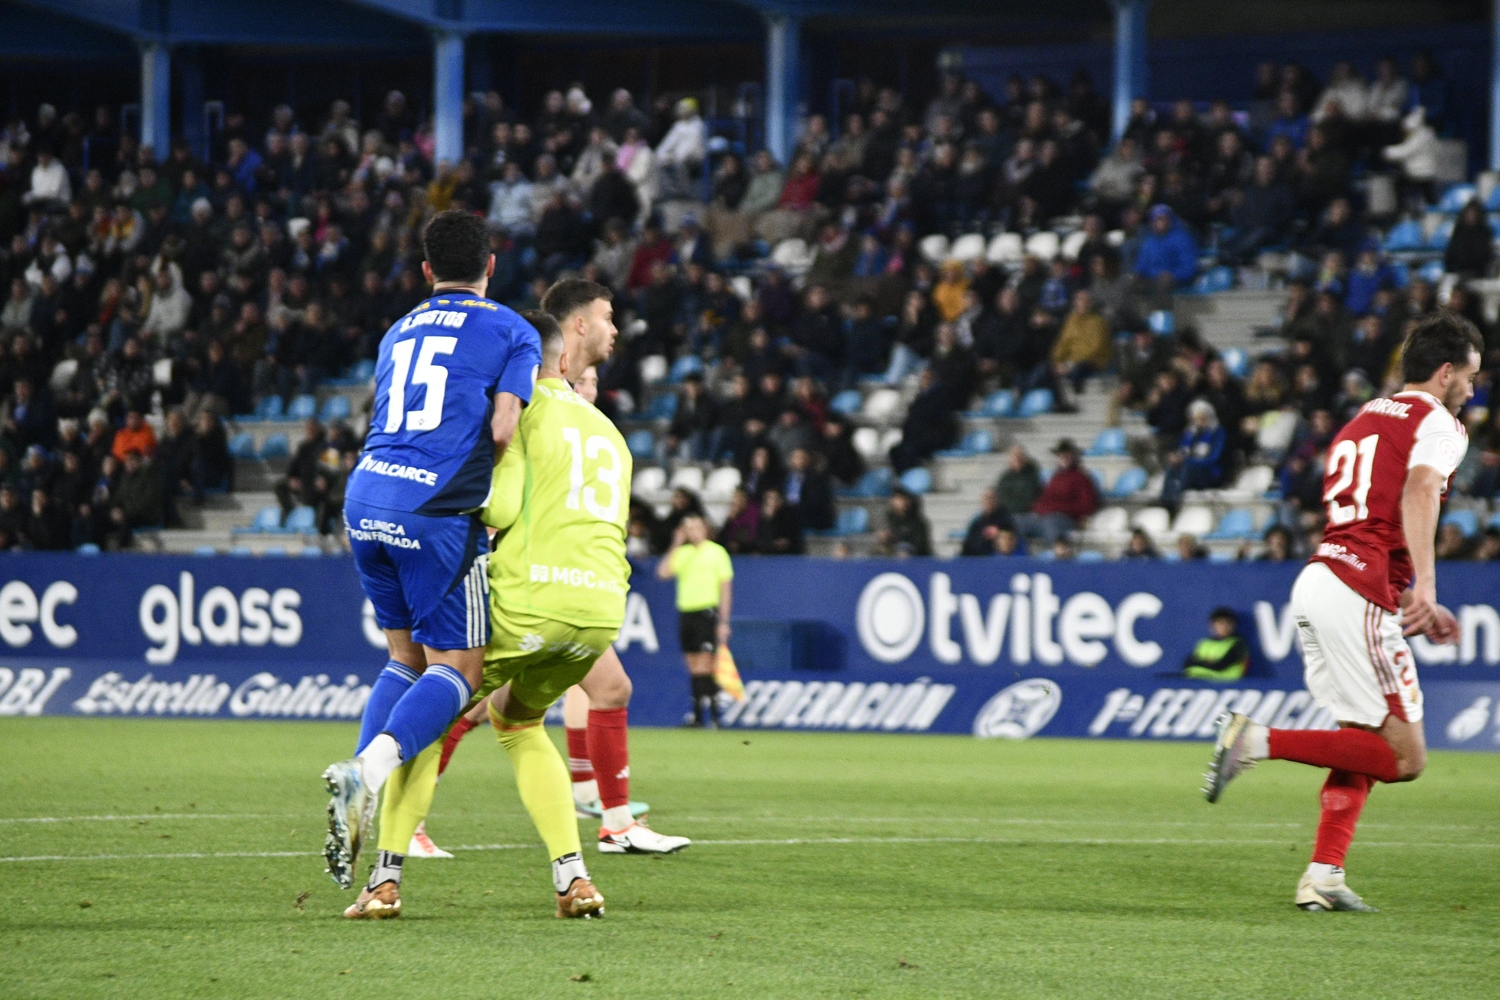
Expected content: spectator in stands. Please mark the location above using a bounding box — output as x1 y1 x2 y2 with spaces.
190 409 231 502
1048 288 1111 406
815 417 864 486
1013 439 1098 545
717 487 759 554
110 409 156 462
1133 205 1199 299
275 417 327 516
754 488 803 554
1473 527 1500 562
1435 520 1472 561
783 447 833 533
667 374 718 461
655 98 706 198
1382 107 1437 210
1122 528 1158 560
960 487 1014 556
115 449 164 529
995 444 1042 516
875 487 931 557
155 409 193 527
889 369 958 473
1220 156 1295 264
1445 200 1494 278
1178 399 1229 490
1181 607 1250 681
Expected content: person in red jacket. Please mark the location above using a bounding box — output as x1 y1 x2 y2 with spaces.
1013 438 1099 545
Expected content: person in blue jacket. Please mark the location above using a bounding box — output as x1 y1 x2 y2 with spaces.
1134 204 1200 296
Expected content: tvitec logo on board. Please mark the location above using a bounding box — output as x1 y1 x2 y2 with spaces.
855 571 1165 668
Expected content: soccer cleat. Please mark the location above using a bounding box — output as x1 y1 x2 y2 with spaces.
598 821 691 855
556 877 606 918
322 758 376 889
343 881 402 919
574 799 651 821
1203 712 1257 804
1295 872 1378 912
406 821 453 859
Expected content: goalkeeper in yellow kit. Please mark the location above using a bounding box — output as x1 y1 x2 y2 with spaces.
345 309 632 920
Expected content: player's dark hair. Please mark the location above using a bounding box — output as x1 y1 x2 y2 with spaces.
521 309 565 366
1210 606 1237 625
422 210 490 284
1401 310 1483 383
541 278 612 323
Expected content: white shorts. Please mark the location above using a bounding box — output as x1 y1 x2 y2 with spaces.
1290 561 1422 727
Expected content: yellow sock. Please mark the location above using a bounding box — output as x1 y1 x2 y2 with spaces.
490 707 580 861
377 739 442 854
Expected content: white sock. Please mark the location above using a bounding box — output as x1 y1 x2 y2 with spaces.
1246 723 1270 760
357 734 403 796
601 805 634 832
552 851 589 894
572 778 599 805
1307 862 1343 881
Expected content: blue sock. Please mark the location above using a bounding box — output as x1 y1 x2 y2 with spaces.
380 664 472 762
356 661 419 755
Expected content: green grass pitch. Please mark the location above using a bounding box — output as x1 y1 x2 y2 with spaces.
2 717 1497 999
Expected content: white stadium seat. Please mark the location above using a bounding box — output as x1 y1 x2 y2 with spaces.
1060 230 1088 260
986 232 1023 264
1132 506 1172 536
1171 505 1215 537
702 466 742 501
1230 464 1275 497
852 426 882 459
639 355 668 385
1087 507 1129 535
919 234 950 263
879 428 904 454
771 238 812 271
1024 231 1060 260
861 388 902 422
669 466 704 494
631 467 667 499
949 233 986 262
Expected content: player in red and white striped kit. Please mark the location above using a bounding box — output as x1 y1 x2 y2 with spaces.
1204 311 1482 912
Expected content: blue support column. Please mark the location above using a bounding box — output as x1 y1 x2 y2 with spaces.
140 41 171 161
765 14 801 164
432 29 465 166
1111 0 1149 143
1491 0 1500 170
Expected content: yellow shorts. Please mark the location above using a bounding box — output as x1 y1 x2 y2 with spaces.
478 605 619 712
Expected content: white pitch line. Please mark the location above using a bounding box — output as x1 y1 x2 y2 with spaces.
4 834 1500 864
0 813 296 825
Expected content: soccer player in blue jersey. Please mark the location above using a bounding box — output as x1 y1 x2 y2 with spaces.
321 210 542 889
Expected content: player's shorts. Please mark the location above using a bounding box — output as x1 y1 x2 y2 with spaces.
1290 560 1423 727
678 608 719 654
478 603 619 712
345 498 490 651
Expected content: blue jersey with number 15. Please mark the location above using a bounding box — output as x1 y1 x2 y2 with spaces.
347 295 541 516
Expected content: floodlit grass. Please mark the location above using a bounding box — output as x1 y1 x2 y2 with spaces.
2 718 1497 999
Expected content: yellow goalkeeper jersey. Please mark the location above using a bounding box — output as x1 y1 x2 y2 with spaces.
480 377 632 629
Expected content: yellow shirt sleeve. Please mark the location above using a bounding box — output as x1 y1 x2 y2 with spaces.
716 544 734 580
480 425 526 531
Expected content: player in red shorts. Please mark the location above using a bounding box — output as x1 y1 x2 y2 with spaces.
1203 311 1481 912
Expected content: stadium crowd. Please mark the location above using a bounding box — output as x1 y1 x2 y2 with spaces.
0 50 1497 557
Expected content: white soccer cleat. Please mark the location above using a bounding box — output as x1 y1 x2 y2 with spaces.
1296 871 1378 912
406 821 453 859
598 820 691 855
1203 712 1258 803
322 758 376 889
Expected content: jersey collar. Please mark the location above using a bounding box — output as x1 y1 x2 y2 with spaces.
1392 389 1442 408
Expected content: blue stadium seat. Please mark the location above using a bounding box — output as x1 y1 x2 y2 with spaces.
1208 549 1238 563
319 395 352 422
1487 187 1500 212
1418 260 1446 284
1018 388 1054 418
1442 509 1480 538
1147 310 1175 336
849 467 892 498
1077 549 1106 562
898 467 932 494
1107 466 1149 498
835 506 870 535
980 389 1017 418
287 394 318 421
1085 428 1128 456
1426 219 1453 251
669 355 704 383
1087 468 1105 492
193 546 218 557
1382 219 1424 252
228 546 253 557
75 543 100 555
1438 183 1476 213
1206 507 1257 540
936 429 994 458
258 434 290 459
349 358 376 382
1220 346 1250 380
235 506 285 535
256 395 284 421
626 429 655 459
644 393 678 421
830 389 863 416
1489 510 1500 530
262 547 288 557
284 506 318 533
300 546 324 557
228 432 256 459
1190 266 1234 295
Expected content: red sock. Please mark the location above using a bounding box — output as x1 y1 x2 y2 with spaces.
1311 770 1373 866
587 707 630 810
1267 727 1400 783
565 726 595 784
438 715 479 776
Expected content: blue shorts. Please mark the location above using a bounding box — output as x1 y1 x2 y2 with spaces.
345 498 490 651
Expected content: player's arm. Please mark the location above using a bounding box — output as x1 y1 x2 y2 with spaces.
656 528 685 579
1399 463 1449 639
480 427 525 531
491 391 522 461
